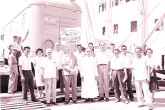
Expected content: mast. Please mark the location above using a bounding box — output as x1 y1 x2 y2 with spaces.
138 0 148 49
105 0 112 41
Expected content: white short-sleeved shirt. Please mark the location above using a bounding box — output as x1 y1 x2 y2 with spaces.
111 56 124 70
120 53 133 68
132 56 148 80
41 57 57 79
17 42 23 51
95 50 110 65
74 51 84 70
52 50 64 69
19 54 32 70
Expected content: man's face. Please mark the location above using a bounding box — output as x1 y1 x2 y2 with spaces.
13 36 18 42
100 42 105 50
17 37 22 43
64 48 71 55
88 44 93 50
114 50 119 58
86 49 91 56
77 45 82 52
12 49 17 55
135 49 141 57
110 45 115 51
55 43 60 50
24 48 30 56
121 47 127 54
46 50 52 57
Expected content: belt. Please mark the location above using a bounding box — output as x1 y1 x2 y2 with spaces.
22 70 31 72
113 69 123 71
98 64 107 65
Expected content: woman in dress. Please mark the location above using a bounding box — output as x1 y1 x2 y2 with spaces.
81 48 99 102
33 48 45 98
145 48 158 102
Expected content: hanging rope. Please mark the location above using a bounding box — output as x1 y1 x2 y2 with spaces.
148 28 164 47
117 0 163 48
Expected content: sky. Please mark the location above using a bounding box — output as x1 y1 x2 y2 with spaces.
0 0 28 34
0 0 85 34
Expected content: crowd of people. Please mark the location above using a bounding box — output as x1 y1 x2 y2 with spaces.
5 33 159 110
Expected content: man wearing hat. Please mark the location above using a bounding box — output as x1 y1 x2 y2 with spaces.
8 46 18 94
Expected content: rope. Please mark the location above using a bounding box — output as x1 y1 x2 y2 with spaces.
117 0 163 48
148 28 164 47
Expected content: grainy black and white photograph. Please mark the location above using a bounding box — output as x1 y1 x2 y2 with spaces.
0 0 165 110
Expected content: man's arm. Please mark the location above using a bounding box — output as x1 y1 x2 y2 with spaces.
123 67 128 82
19 65 25 81
22 30 29 43
147 66 150 82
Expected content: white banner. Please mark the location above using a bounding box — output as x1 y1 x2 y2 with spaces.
60 28 81 45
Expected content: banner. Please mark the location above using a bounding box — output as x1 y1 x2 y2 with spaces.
60 28 81 45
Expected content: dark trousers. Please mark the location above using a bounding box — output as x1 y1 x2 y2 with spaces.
58 69 64 92
112 69 128 101
22 70 36 100
126 69 134 100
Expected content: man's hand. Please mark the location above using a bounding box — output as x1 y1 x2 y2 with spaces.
147 77 150 82
21 75 25 81
95 76 98 81
123 76 127 83
82 77 84 81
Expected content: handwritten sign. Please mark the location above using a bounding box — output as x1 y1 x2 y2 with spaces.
60 28 81 45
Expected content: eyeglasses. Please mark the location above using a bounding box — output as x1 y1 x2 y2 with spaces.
114 52 119 54
121 48 126 50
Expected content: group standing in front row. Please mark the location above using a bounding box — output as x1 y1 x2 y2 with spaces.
8 40 158 109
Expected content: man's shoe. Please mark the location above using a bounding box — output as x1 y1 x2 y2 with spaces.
31 99 39 102
115 99 120 103
64 101 69 104
52 102 58 105
23 100 28 105
137 105 145 108
106 98 109 102
73 101 77 104
90 98 95 102
8 92 14 94
84 98 90 102
130 98 134 101
124 100 129 104
98 97 104 101
46 103 51 106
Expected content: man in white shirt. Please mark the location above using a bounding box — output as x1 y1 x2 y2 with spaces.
16 31 29 61
120 45 134 101
62 46 78 104
74 44 84 86
110 49 128 104
108 43 115 59
52 42 65 93
41 48 58 106
132 47 153 109
88 42 95 56
19 46 38 105
95 42 110 101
